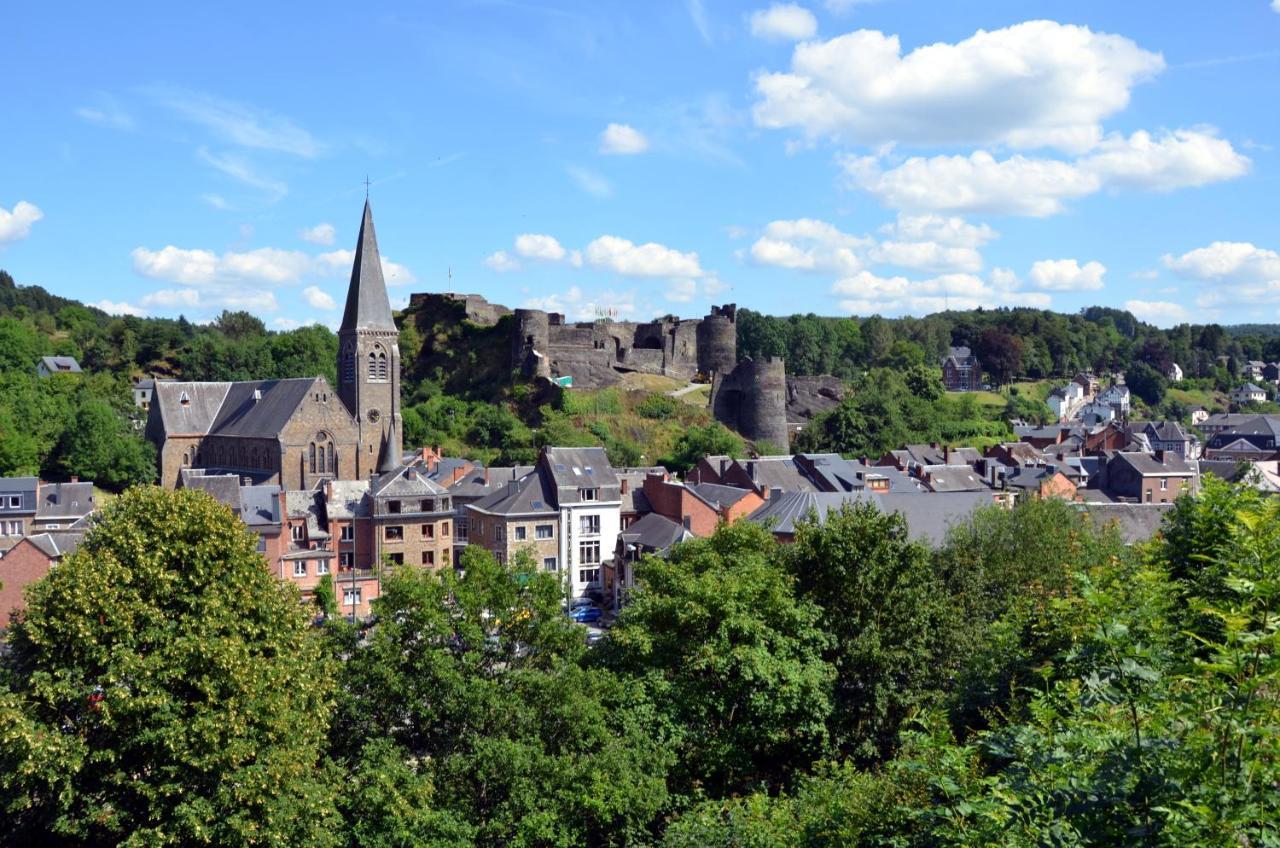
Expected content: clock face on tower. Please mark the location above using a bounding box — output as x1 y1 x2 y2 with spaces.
367 408 381 423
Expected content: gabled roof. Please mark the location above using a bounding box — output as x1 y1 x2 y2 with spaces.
36 482 95 520
0 476 38 504
922 465 990 493
1111 451 1197 477
879 491 992 547
339 201 396 333
469 471 558 516
542 447 619 503
748 490 882 536
22 532 84 560
152 381 232 436
1236 382 1266 394
1003 465 1068 491
38 356 82 373
1080 503 1174 545
619 512 692 553
689 482 756 509
371 463 447 498
207 379 318 439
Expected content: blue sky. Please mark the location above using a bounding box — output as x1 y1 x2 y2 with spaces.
2 0 1279 329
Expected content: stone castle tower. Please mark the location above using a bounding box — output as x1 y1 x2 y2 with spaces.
337 201 403 476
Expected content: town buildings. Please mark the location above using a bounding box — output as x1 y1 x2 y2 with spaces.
942 346 982 392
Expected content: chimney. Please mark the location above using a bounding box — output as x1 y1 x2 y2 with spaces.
747 460 757 481
70 476 78 483
943 446 952 465
768 486 782 501
484 467 490 485
620 478 629 495
277 488 287 526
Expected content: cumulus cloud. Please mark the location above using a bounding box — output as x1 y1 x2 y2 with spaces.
272 318 301 330
584 235 704 278
831 269 1050 315
0 201 44 245
843 128 1248 216
749 218 868 274
599 123 650 155
1163 241 1280 302
132 245 312 286
514 233 568 261
871 240 983 274
1029 259 1107 291
879 213 996 248
1124 299 1190 327
299 223 335 245
749 216 989 275
484 250 521 272
93 299 146 316
753 20 1163 153
140 288 201 309
523 286 642 321
303 286 336 310
749 3 818 40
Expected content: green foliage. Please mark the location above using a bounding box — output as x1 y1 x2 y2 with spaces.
314 573 339 618
636 393 679 420
56 397 156 490
0 487 340 846
604 521 834 796
661 422 744 473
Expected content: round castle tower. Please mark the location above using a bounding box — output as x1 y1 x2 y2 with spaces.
512 308 551 379
697 303 737 377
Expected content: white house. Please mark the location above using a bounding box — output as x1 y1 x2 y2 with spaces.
1099 384 1131 417
1232 383 1268 406
1167 363 1183 383
1080 401 1118 426
543 447 622 600
1047 382 1084 421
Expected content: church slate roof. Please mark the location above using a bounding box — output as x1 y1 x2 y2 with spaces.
152 381 233 436
340 201 396 333
208 379 318 439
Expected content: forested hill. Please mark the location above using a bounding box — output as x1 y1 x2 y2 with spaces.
737 305 1280 384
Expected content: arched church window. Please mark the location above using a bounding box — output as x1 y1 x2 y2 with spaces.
340 341 356 384
368 344 389 382
309 443 317 474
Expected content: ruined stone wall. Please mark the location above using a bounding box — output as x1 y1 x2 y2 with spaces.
409 292 511 326
786 375 846 424
710 357 789 448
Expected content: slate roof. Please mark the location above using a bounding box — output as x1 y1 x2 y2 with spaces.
183 473 282 527
922 465 991 493
38 356 82 374
36 482 94 520
1237 382 1266 394
943 346 978 367
0 477 37 512
286 490 330 539
542 447 619 504
1197 459 1250 483
1132 420 1191 443
619 512 692 553
735 456 817 492
1080 503 1174 545
325 480 371 519
748 490 882 536
445 465 534 499
1112 451 1197 477
151 381 233 436
1003 465 1062 491
468 471 558 516
207 379 317 438
879 491 993 547
689 482 756 509
23 532 84 560
339 201 396 332
371 463 447 499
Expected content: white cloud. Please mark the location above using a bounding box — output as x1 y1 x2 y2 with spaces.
843 151 1100 217
1131 268 1159 280
566 165 613 198
133 245 313 286
514 233 567 261
843 128 1248 216
687 0 712 42
753 20 1164 153
315 249 417 285
146 85 321 158
1274 0 1279 12
749 218 868 274
825 0 879 10
523 286 642 321
272 318 301 330
75 97 133 130
197 148 288 201
299 223 335 246
0 201 43 245
599 123 650 155
871 240 983 273
584 235 704 278
1029 258 1107 291
140 289 201 308
302 286 336 310
1162 242 1280 302
749 4 818 41
831 269 1050 315
202 194 231 211
1124 299 1190 327
1084 128 1250 191
484 250 521 272
93 299 146 317
879 213 996 248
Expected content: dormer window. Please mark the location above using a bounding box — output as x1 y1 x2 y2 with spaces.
579 488 598 501
179 391 190 407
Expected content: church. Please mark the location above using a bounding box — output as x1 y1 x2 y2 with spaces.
146 201 405 490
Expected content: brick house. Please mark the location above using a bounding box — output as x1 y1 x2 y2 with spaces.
942 346 982 392
1099 452 1199 504
368 463 455 572
640 473 765 537
1002 465 1078 501
1 532 82 624
467 473 562 573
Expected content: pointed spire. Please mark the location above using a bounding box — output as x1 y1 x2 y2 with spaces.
378 428 401 474
339 200 396 333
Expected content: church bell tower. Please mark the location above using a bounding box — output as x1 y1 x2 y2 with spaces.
337 200 403 476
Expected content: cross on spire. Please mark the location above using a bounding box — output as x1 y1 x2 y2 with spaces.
363 175 371 199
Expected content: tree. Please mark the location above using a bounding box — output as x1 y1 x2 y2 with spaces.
661 422 744 473
605 521 834 795
784 503 953 762
974 327 1023 387
0 487 340 846
1126 361 1168 407
314 572 339 618
55 397 156 490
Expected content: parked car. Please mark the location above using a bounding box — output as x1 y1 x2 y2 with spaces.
569 604 603 623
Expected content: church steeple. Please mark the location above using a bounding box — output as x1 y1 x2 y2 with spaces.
337 199 402 477
340 200 396 333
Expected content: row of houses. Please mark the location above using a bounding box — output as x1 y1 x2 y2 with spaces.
1044 372 1132 424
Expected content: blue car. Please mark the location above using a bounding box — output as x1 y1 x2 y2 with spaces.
569 604 603 623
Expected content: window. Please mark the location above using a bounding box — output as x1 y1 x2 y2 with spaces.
291 525 304 542
1160 478 1168 491
442 522 450 536
420 498 435 512
340 525 354 541
340 342 356 384
340 552 354 568
256 536 266 553
578 567 601 585
515 526 527 541
1145 490 1153 503
422 551 435 566
579 515 600 535
579 540 601 565
543 557 558 572
2 520 21 536
368 344 389 382
456 521 468 541
7 495 21 509
579 488 598 501
496 526 506 543
385 526 403 541
388 500 401 514
388 553 404 566
294 561 308 577
422 523 434 538
317 560 330 575
343 587 362 606
536 524 554 539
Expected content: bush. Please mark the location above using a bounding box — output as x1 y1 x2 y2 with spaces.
637 393 679 420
